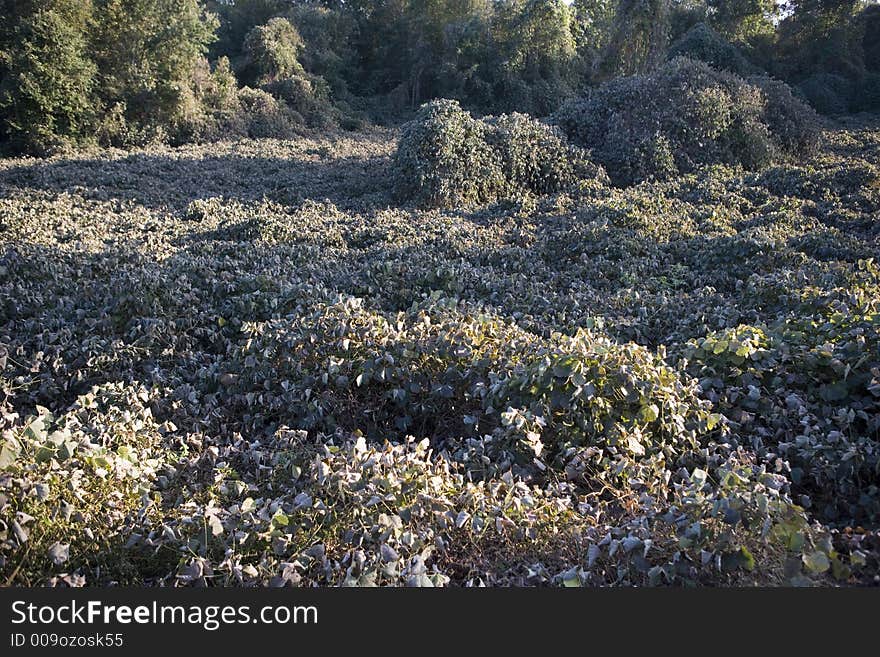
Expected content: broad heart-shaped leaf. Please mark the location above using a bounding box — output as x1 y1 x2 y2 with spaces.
58 440 77 461
627 433 645 456
0 439 20 469
34 445 55 463
639 403 659 423
406 573 435 587
23 415 49 442
271 510 289 527
206 514 224 536
802 551 830 574
819 382 848 402
561 569 581 587
690 468 708 486
343 570 378 587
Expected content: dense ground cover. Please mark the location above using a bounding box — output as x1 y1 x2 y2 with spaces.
1 115 878 586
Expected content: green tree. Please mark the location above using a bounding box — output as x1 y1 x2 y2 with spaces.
705 0 779 41
857 4 880 72
594 0 672 81
571 0 616 63
242 16 305 84
90 0 219 144
0 0 96 154
500 0 577 81
205 0 287 63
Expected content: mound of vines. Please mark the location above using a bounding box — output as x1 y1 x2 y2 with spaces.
392 99 606 208
555 57 821 186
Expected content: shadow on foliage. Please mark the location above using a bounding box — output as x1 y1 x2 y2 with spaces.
0 149 394 212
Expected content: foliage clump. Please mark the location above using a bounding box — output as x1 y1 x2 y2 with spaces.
667 22 756 76
393 99 606 208
239 17 342 131
797 73 853 116
555 57 820 186
241 16 305 85
222 296 708 468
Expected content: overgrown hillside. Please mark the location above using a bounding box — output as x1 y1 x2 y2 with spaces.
1 113 878 586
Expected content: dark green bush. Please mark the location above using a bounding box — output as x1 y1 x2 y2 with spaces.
797 73 853 115
486 112 607 197
288 4 360 102
750 75 822 156
239 16 342 131
263 74 336 129
171 56 246 143
853 72 880 112
224 297 709 463
393 100 606 208
555 57 820 186
237 86 301 138
392 100 505 208
667 22 757 76
90 0 219 147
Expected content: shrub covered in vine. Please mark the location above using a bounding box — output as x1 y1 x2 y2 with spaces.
555 57 820 186
393 99 606 207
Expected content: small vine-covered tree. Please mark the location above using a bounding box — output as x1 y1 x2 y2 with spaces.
242 16 306 85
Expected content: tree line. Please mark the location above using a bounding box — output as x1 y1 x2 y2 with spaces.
1 0 878 155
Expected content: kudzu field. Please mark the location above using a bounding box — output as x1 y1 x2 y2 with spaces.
1 115 878 587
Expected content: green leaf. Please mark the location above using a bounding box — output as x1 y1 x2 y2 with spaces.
561 570 581 587
34 445 55 463
639 403 659 423
712 340 728 355
739 546 755 571
802 551 830 574
58 440 77 460
24 417 48 442
91 455 111 470
819 382 848 402
207 514 224 536
272 510 289 527
0 440 20 469
831 557 850 581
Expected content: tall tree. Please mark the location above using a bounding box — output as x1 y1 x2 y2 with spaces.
774 0 862 78
90 0 219 142
593 0 671 81
0 0 96 154
704 0 779 41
